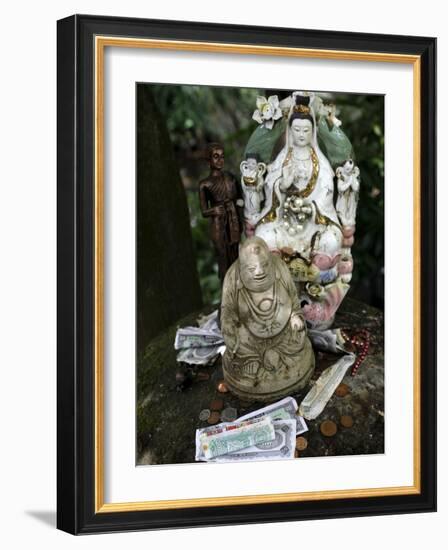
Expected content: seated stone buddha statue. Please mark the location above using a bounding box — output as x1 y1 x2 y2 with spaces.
221 237 315 402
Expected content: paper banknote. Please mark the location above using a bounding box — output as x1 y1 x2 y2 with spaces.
201 419 297 463
197 417 275 459
174 328 224 350
196 309 220 333
307 328 345 354
176 344 225 365
174 310 225 365
299 353 355 420
237 396 308 435
195 417 272 461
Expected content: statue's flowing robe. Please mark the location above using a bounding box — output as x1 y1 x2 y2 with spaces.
254 145 342 254
198 170 243 280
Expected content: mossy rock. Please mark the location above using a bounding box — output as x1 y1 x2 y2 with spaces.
137 298 384 465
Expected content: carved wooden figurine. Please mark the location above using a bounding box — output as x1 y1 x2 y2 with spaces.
199 143 243 282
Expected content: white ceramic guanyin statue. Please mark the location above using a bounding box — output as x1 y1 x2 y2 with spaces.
242 92 360 329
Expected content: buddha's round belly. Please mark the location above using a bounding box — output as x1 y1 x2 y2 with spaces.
238 289 292 339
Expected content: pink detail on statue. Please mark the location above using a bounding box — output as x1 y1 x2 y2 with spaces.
338 256 354 274
342 236 355 247
311 252 342 271
302 283 349 324
245 221 256 238
342 225 356 238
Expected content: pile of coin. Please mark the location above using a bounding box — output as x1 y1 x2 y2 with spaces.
199 400 238 425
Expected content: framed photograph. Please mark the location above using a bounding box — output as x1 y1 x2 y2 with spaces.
57 14 436 534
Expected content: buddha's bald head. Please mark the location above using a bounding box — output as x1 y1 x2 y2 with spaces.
239 237 275 292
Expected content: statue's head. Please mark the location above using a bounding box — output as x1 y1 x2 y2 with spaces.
240 152 261 179
289 95 314 147
244 152 259 172
239 237 275 292
207 142 225 171
341 158 355 175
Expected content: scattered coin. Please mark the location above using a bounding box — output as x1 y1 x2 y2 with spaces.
196 372 210 381
207 411 221 425
335 383 350 397
320 419 338 437
295 436 308 451
210 398 224 411
340 415 354 428
198 409 211 422
221 407 238 422
217 381 230 393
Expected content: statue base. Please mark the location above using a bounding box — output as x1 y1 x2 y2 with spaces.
222 338 315 403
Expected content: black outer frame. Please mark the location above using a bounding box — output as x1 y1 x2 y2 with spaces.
57 14 437 535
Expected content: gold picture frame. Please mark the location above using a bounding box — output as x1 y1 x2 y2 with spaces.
57 14 436 534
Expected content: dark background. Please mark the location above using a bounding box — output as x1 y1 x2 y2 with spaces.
150 84 384 307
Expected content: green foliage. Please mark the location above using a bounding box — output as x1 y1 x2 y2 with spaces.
186 191 221 304
333 94 384 305
152 84 262 304
152 84 260 168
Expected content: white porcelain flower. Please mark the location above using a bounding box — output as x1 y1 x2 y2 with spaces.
252 95 282 129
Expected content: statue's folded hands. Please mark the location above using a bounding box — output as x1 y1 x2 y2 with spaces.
290 312 305 332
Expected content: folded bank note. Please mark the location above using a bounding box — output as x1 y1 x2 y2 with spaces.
209 419 297 463
197 416 275 460
237 396 308 435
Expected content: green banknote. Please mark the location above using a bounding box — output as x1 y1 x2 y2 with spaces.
199 417 275 459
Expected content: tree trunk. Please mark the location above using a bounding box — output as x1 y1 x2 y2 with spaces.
137 84 202 354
